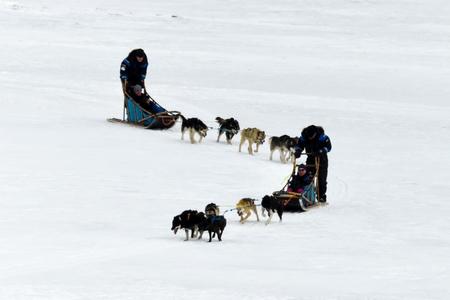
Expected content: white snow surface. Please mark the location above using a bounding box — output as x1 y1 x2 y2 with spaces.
1 0 450 299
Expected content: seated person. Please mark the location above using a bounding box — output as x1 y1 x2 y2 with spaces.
287 164 312 193
128 84 154 111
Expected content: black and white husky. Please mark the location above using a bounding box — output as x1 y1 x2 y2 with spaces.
261 195 284 225
269 135 298 163
171 210 206 241
216 117 240 144
180 115 208 144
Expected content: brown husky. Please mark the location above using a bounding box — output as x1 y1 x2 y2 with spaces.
235 198 260 223
239 128 266 155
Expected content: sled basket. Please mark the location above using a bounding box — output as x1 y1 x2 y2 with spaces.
125 97 180 129
273 183 316 212
272 161 319 212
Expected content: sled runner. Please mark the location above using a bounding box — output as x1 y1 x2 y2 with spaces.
108 96 180 129
273 157 322 212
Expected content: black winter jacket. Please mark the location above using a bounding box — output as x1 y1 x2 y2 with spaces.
120 49 148 86
295 125 332 157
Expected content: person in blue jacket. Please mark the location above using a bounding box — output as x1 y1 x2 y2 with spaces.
120 48 148 96
294 125 332 203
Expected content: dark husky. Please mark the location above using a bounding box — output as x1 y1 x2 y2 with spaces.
171 210 206 241
205 203 220 216
198 215 227 242
269 135 298 163
215 117 240 144
180 115 208 144
261 195 284 225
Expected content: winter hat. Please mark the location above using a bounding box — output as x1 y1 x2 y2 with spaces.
132 85 142 94
127 48 147 63
303 125 317 139
134 48 145 57
298 164 307 170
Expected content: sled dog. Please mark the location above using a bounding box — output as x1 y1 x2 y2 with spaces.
269 135 298 163
235 198 260 223
205 203 220 216
171 210 206 241
180 115 208 144
239 128 266 155
198 215 227 242
261 195 284 225
216 117 240 144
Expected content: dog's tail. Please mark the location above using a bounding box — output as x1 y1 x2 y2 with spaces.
180 114 187 124
215 117 225 125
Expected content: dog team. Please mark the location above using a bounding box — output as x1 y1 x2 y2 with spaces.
173 117 311 242
172 195 287 242
180 115 298 163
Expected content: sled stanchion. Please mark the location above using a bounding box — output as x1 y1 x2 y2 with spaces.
281 157 297 191
314 156 320 202
123 97 126 121
122 90 133 122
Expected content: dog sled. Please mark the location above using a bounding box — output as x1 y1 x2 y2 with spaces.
108 96 180 129
273 157 323 212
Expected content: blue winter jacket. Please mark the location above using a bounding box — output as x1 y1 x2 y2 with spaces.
295 126 332 156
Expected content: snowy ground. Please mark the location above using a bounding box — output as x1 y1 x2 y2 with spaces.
1 0 450 299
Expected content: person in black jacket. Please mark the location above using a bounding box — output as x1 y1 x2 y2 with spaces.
120 48 149 96
287 164 312 193
294 125 332 203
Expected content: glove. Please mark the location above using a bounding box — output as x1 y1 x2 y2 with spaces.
294 148 302 158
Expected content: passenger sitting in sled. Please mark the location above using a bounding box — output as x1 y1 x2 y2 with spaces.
287 164 312 194
128 84 154 111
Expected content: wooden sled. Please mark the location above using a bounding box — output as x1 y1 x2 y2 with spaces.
108 96 180 129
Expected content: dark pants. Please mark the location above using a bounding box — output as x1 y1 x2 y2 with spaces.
306 154 328 201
